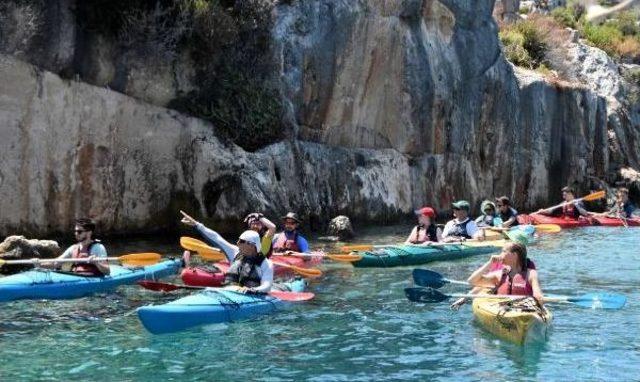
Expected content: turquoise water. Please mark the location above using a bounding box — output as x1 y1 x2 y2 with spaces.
0 226 638 381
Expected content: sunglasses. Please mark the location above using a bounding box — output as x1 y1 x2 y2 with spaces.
237 239 252 245
496 204 504 207
484 208 494 212
284 220 298 225
74 229 86 234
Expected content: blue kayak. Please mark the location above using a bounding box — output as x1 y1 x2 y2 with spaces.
137 279 306 334
0 259 182 302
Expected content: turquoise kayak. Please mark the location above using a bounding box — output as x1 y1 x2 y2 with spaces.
352 242 502 268
0 259 182 302
137 279 306 334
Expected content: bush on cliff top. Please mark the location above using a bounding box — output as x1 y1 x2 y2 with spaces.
551 5 640 64
499 17 554 71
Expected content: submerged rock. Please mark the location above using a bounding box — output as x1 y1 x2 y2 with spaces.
328 216 355 241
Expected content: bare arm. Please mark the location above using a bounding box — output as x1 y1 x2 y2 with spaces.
260 216 276 238
404 227 418 244
528 269 544 305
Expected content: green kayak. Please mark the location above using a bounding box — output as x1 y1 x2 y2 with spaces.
352 241 503 268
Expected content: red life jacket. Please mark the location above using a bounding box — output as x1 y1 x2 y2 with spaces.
562 203 580 219
272 232 300 253
496 270 533 296
70 241 103 276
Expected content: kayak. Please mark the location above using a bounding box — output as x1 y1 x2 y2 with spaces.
181 255 322 287
519 214 640 227
352 241 503 268
472 297 552 345
590 216 640 226
518 214 591 228
482 224 536 240
0 259 182 302
137 278 306 334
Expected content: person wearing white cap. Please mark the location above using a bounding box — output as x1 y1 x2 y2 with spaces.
180 211 274 293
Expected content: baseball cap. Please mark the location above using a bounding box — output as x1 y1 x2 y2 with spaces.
238 230 262 253
451 200 470 211
414 207 436 218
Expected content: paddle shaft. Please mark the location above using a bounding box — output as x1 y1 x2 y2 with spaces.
540 191 604 214
3 257 126 265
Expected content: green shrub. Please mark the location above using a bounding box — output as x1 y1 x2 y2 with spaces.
609 11 640 36
581 22 623 57
551 7 577 28
500 20 549 69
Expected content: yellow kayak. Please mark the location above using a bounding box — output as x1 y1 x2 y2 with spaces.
472 297 552 345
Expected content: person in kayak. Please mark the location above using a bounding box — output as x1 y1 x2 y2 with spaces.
594 187 636 219
474 200 498 227
272 212 310 253
495 196 519 228
536 186 591 218
450 242 542 310
441 200 483 242
180 212 273 293
405 206 442 244
36 218 109 276
244 212 277 257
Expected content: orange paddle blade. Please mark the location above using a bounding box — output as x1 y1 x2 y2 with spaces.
583 190 606 202
180 237 226 261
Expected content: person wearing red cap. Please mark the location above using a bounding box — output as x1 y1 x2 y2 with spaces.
405 207 442 245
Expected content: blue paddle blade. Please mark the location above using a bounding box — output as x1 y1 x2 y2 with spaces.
569 293 627 310
405 287 448 303
412 269 446 288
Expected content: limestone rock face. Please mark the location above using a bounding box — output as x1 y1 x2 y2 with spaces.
0 0 638 236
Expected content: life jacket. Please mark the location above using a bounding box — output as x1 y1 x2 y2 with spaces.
224 254 266 288
447 218 472 239
260 234 273 258
70 240 103 276
622 201 636 218
498 207 519 226
272 231 300 253
562 203 580 219
409 224 438 244
476 214 496 227
496 270 533 296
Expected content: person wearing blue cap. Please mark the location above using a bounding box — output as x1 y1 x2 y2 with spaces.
441 200 483 242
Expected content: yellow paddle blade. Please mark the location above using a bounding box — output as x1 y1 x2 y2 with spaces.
326 253 363 262
583 190 606 202
272 261 323 278
180 236 226 261
340 244 374 252
0 259 6 266
118 253 162 266
481 230 504 239
534 224 561 233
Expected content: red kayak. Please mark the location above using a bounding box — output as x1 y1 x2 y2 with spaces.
181 254 322 287
590 216 640 226
518 214 639 227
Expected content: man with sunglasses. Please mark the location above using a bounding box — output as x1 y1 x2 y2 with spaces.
181 211 273 293
441 200 483 242
495 196 519 228
44 218 109 276
272 212 309 254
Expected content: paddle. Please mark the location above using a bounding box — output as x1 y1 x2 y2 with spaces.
276 251 362 263
183 238 323 278
137 280 315 301
341 240 505 253
412 269 470 288
538 190 606 214
0 253 162 267
404 287 626 309
481 224 560 234
180 236 227 261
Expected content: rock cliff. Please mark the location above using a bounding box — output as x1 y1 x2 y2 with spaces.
0 0 638 236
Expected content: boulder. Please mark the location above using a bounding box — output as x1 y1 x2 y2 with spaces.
0 235 60 274
327 216 355 241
